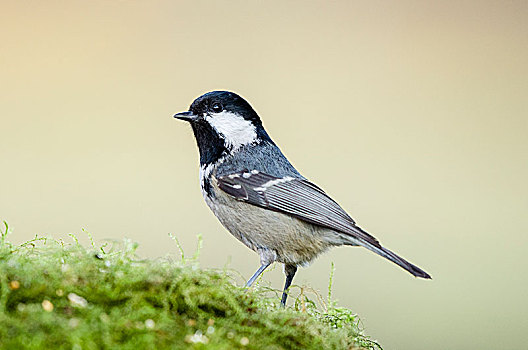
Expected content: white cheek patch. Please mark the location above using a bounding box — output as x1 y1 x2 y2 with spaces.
205 111 258 150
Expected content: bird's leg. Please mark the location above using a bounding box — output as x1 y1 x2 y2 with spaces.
280 264 298 307
245 248 276 288
245 263 271 288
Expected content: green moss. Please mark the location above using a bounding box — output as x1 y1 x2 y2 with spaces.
0 222 380 350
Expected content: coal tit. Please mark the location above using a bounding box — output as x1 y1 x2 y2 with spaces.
174 91 431 306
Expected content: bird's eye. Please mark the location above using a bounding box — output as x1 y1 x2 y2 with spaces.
211 103 223 113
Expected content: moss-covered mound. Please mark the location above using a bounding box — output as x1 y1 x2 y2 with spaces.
0 223 380 349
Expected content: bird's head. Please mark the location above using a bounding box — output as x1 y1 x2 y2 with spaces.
174 91 272 164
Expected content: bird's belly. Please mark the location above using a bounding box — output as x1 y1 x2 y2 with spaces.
204 184 337 265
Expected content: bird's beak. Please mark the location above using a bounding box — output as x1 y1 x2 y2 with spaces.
173 111 196 122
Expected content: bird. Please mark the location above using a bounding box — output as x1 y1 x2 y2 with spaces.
174 91 431 306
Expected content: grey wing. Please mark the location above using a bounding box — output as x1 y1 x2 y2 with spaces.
216 171 381 248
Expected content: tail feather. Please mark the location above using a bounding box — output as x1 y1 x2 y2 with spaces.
361 242 432 279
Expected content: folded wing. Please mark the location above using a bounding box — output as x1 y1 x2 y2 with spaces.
217 170 381 248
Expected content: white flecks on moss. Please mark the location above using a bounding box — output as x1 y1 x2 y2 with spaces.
68 293 88 308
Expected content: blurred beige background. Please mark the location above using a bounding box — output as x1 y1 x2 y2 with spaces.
1 1 527 349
